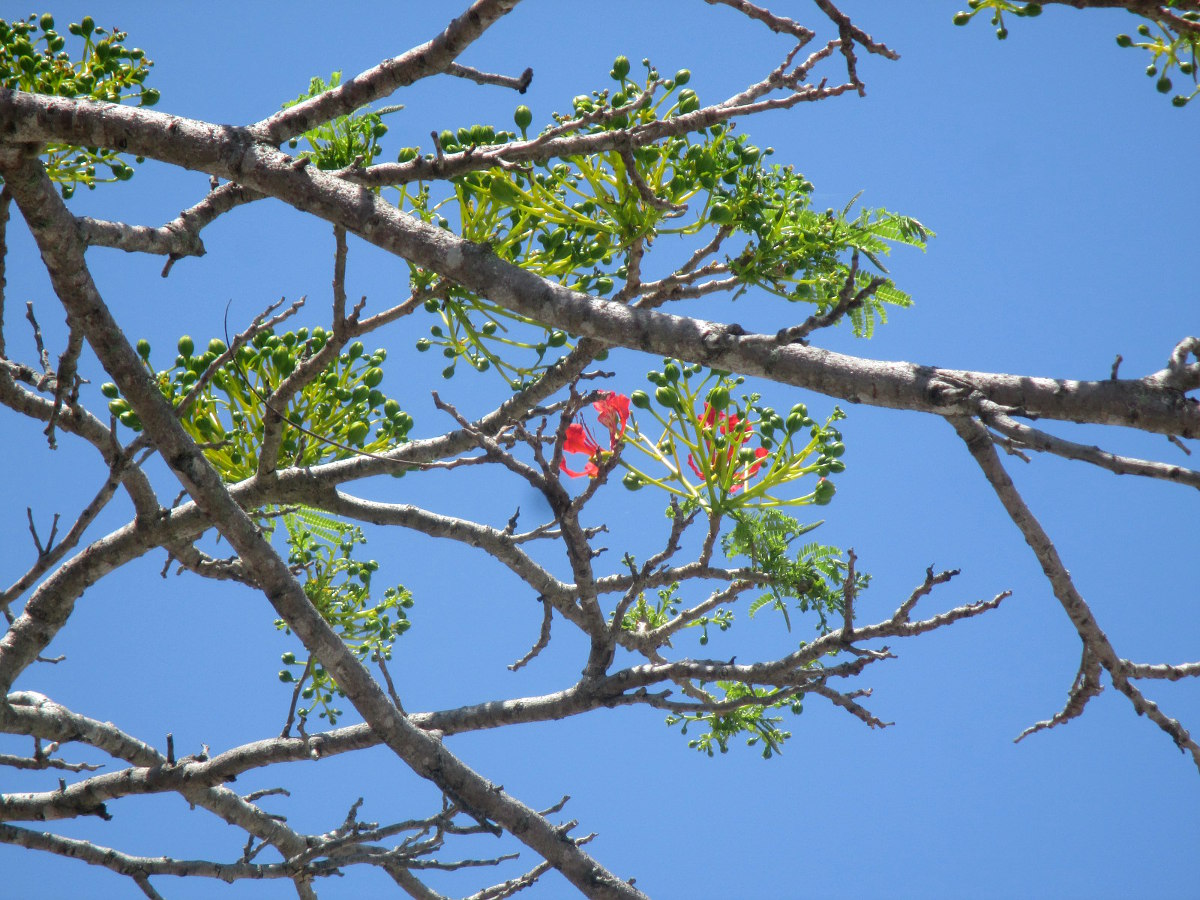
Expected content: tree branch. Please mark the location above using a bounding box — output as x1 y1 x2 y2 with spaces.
950 414 1200 770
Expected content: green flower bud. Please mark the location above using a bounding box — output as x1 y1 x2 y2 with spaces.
622 472 644 490
514 105 532 132
347 341 364 360
136 339 151 359
611 55 630 80
363 367 384 388
100 382 120 399
630 390 651 409
347 421 370 445
814 478 836 505
177 335 194 357
709 202 735 225
489 177 521 205
273 347 295 375
706 385 730 410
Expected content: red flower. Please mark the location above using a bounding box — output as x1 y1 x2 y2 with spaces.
561 422 601 478
593 391 630 447
560 392 630 478
688 405 769 493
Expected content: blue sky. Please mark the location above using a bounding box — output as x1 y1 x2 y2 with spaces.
2 2 1197 898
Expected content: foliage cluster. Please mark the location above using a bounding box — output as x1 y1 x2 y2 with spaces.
620 359 844 515
0 13 155 194
103 329 413 478
397 59 926 386
102 330 415 726
278 510 413 724
283 71 399 170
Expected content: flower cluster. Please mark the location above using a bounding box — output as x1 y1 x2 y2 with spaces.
560 391 630 478
687 405 770 493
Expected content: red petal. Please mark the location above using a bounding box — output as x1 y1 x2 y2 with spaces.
563 422 599 455
560 458 599 478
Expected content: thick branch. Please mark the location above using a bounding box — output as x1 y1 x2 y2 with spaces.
2 93 1194 438
76 216 205 258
